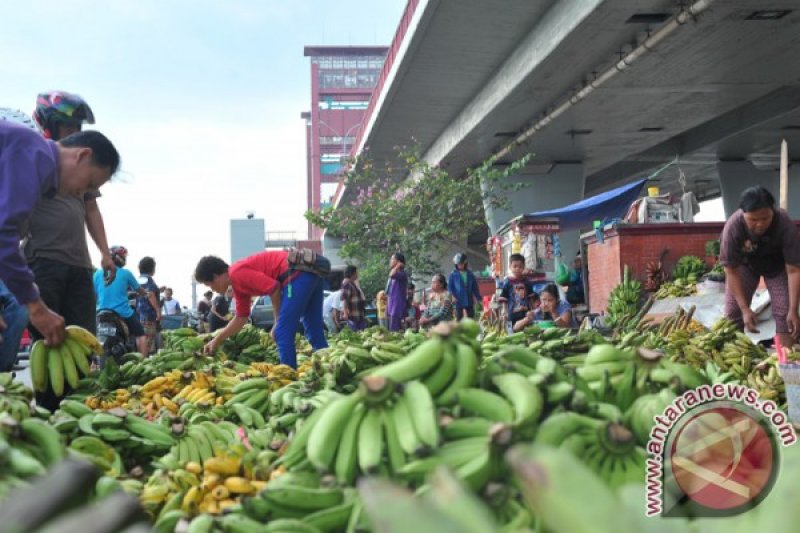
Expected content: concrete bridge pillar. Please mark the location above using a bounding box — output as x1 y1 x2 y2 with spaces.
483 162 585 266
718 160 800 218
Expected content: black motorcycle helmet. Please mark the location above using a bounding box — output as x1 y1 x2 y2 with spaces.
453 252 468 266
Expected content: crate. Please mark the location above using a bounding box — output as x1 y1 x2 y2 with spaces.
160 314 187 330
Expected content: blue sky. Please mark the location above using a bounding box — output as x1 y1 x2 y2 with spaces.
3 0 406 305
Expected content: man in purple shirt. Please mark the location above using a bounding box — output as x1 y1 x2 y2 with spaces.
0 122 120 362
386 252 409 331
720 186 800 348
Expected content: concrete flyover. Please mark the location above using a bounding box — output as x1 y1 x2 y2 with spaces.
336 0 800 240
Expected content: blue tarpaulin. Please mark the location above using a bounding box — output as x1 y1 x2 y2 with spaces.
523 179 647 231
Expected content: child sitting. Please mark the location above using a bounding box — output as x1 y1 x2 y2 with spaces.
498 253 538 332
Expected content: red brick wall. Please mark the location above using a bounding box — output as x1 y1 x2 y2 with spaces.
586 232 621 312
584 223 725 313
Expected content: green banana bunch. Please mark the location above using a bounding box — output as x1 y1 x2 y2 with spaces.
605 265 642 329
507 444 640 533
30 331 96 396
240 473 347 523
0 373 34 421
623 388 676 446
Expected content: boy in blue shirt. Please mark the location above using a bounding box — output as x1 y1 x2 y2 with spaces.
93 246 147 353
498 253 538 331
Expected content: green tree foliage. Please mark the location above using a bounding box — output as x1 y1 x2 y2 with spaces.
307 145 531 299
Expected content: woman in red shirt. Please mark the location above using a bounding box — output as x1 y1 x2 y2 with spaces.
194 251 328 368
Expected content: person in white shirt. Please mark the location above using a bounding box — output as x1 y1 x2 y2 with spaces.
161 287 181 315
322 290 343 334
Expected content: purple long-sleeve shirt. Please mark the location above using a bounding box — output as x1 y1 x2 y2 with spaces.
0 122 59 304
387 268 408 317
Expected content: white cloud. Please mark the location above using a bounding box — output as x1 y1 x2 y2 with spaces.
87 115 309 306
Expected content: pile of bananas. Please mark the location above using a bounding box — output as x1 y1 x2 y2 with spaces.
52 403 174 475
143 445 271 525
128 370 223 419
161 328 205 352
0 415 65 495
623 388 676 445
279 323 543 495
83 388 132 411
30 325 100 396
0 289 790 532
481 325 604 359
167 420 243 466
0 373 34 421
219 324 261 359
240 363 296 383
746 359 785 404
316 329 424 382
672 255 707 280
235 471 354 529
653 278 697 299
535 413 647 489
667 318 768 380
605 266 642 328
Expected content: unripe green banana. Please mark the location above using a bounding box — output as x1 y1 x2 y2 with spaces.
20 418 65 466
334 404 365 486
30 341 49 392
357 408 383 474
492 373 543 426
48 346 65 397
262 484 344 512
403 381 439 448
306 392 364 472
456 388 514 424
435 342 478 406
370 336 444 383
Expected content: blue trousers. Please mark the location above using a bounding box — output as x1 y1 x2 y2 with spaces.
0 281 28 372
273 272 328 368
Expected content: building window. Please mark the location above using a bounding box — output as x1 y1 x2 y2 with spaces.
321 153 345 163
318 69 382 89
319 136 356 145
321 162 343 175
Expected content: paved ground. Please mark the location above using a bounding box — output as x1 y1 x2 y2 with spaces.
13 352 32 389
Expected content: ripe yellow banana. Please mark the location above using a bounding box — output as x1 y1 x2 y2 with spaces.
66 325 103 354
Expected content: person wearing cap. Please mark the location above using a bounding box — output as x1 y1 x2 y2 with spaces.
24 91 117 345
448 252 481 320
0 121 120 378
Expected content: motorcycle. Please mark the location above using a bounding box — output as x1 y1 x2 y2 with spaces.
95 310 136 365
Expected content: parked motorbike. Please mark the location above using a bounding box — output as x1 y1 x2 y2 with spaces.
95 310 136 365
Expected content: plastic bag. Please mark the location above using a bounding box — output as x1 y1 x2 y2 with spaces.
555 262 570 285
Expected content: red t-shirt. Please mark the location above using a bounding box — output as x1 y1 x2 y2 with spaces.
229 251 289 317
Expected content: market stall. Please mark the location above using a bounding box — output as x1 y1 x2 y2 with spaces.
489 178 648 308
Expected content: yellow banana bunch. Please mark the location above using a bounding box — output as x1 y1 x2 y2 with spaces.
84 388 131 410
142 447 266 519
